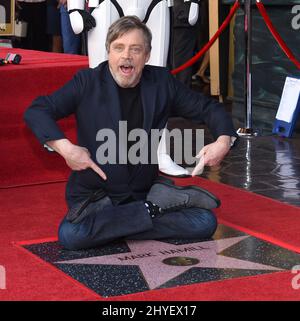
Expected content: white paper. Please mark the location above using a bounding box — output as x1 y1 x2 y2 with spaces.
276 77 300 123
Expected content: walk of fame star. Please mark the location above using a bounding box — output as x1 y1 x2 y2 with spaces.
56 236 282 289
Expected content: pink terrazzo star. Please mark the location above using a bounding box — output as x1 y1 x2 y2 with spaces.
56 236 282 289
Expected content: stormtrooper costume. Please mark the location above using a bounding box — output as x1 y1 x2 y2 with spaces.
67 0 200 176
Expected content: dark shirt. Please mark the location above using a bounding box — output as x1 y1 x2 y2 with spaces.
118 84 143 175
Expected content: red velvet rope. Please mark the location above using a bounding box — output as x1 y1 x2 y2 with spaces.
170 0 240 75
256 0 300 69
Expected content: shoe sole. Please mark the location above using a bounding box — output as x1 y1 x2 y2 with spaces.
66 189 107 223
159 171 190 178
157 181 221 208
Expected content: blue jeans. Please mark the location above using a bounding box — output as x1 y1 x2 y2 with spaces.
58 199 217 250
60 6 81 54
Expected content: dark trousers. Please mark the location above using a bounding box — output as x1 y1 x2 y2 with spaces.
58 197 217 250
18 2 48 52
172 26 199 88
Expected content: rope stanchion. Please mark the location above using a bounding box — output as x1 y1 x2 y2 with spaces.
237 0 258 137
256 0 300 70
170 0 240 75
170 0 300 138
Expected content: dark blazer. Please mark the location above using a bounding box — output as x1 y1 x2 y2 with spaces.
24 61 236 207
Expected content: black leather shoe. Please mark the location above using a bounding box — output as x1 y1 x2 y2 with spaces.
66 189 109 224
147 182 220 212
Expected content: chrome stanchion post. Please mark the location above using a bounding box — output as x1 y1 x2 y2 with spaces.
237 0 258 136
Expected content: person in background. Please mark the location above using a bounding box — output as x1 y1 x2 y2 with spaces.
58 0 81 54
192 0 210 85
17 0 48 51
47 0 63 52
171 0 201 88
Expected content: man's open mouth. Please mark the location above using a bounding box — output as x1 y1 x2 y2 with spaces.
120 65 134 75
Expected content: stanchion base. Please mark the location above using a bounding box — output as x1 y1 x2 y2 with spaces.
237 127 259 137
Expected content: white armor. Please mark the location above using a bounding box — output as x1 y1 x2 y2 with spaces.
67 0 200 176
67 0 176 68
185 0 200 26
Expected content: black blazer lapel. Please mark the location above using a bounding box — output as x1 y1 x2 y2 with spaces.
140 72 158 134
99 64 130 174
102 64 122 135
